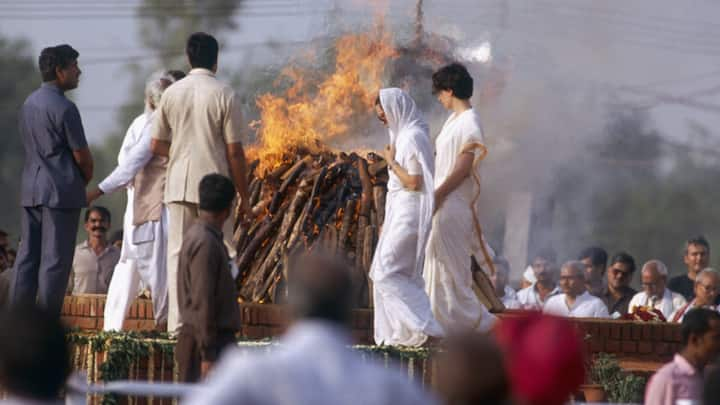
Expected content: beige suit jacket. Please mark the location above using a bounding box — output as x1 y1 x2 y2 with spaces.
151 68 244 204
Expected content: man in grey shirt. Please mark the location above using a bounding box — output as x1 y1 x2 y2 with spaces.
10 44 94 315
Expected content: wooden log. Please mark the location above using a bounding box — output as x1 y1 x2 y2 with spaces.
337 199 355 249
368 159 388 177
327 225 338 254
373 186 386 228
357 158 373 217
280 155 312 181
240 239 275 301
236 214 283 280
247 159 259 182
250 182 309 301
248 178 263 207
363 225 376 308
265 162 292 182
471 255 505 313
355 215 368 270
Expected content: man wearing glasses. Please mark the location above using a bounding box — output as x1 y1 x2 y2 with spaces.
597 252 637 317
671 269 720 322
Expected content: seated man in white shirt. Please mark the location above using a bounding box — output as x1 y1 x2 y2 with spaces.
671 268 720 323
628 260 687 320
490 256 520 309
517 249 560 310
544 261 609 318
183 250 439 405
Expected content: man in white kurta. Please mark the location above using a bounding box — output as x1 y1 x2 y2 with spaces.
184 250 439 405
423 106 496 332
91 75 175 330
544 261 609 318
628 260 687 320
370 88 443 346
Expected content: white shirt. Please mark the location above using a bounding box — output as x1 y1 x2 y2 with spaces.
517 283 560 310
669 300 720 323
628 289 687 320
543 291 610 318
183 321 439 405
501 285 520 309
98 112 154 194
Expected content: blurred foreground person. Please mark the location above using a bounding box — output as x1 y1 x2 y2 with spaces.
495 312 585 405
435 331 511 404
645 308 720 405
0 308 69 404
184 251 438 405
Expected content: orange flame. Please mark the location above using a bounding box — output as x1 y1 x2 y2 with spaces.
251 21 397 172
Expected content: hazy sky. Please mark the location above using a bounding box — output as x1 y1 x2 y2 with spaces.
2 0 720 146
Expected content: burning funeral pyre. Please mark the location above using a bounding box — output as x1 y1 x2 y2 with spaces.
233 150 388 308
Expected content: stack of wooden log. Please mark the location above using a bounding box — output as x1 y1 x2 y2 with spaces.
233 150 389 308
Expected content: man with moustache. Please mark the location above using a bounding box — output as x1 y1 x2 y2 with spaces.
67 207 120 295
10 44 93 315
669 236 713 302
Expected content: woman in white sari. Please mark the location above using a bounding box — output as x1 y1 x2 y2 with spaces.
370 88 444 346
424 63 497 332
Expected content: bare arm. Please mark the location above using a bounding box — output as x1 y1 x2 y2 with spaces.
226 141 250 214
150 138 170 157
72 147 94 184
434 151 474 213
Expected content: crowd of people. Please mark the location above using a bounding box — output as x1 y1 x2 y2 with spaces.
0 28 719 405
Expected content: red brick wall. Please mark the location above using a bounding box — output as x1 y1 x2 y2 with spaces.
61 296 679 372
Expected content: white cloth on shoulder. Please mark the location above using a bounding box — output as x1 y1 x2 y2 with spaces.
369 88 443 346
423 108 496 333
543 291 610 318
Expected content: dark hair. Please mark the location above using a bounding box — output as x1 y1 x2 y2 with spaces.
685 235 710 255
39 44 79 82
165 69 186 81
681 308 720 346
186 32 219 70
578 246 608 267
0 308 70 400
432 62 474 100
0 229 7 238
84 206 111 223
609 252 636 273
287 248 353 324
199 174 236 212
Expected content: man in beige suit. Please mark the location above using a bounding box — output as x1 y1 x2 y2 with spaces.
151 32 250 333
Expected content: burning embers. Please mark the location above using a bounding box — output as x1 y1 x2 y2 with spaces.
234 151 388 308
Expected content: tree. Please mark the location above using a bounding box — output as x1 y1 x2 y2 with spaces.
0 38 41 242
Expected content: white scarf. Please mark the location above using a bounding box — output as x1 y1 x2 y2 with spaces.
378 88 434 275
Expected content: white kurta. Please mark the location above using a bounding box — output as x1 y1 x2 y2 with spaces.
628 289 687 320
423 108 496 332
183 321 440 405
543 291 610 318
517 283 561 311
501 285 521 309
370 88 443 346
99 112 168 330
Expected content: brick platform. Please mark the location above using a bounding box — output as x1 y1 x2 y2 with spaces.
61 295 680 372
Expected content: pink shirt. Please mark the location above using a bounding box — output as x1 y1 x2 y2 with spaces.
644 354 702 405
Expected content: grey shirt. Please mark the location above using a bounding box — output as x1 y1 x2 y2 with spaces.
19 82 88 208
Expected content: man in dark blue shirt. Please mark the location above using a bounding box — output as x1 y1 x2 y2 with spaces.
10 44 94 315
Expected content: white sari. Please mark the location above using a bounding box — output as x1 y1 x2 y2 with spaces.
423 108 496 333
369 88 444 346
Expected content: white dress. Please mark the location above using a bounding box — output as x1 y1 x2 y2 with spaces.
370 88 444 346
98 112 168 330
423 108 496 332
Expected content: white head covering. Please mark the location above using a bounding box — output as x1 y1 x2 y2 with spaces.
378 88 434 274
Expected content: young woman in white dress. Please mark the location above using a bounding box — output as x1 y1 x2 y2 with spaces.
370 88 444 346
423 63 497 332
